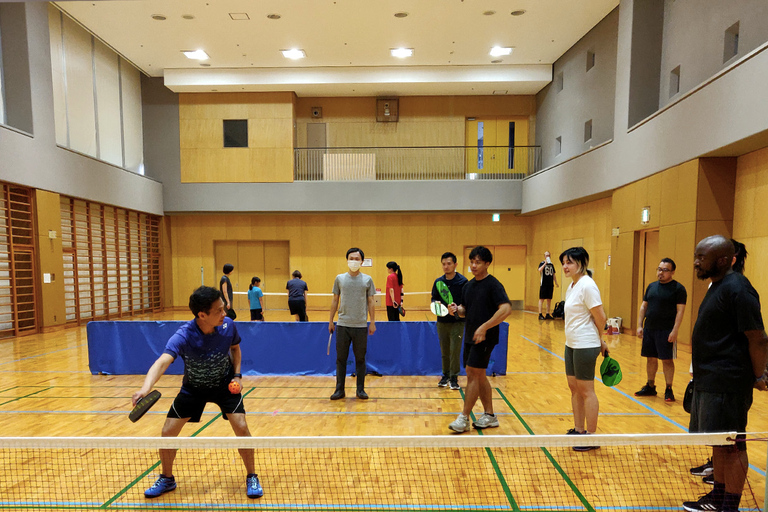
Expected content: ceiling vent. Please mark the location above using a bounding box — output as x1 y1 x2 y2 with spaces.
376 98 398 122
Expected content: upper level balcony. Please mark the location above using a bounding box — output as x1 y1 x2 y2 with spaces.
294 146 542 181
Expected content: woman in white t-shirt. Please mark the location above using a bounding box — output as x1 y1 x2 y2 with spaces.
560 247 608 450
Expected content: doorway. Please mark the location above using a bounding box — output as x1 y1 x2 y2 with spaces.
635 230 660 328
465 117 530 177
214 241 289 313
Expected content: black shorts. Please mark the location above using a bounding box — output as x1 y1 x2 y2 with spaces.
539 286 554 300
167 388 245 423
641 328 676 359
250 308 263 321
689 388 753 450
463 341 497 369
288 300 307 321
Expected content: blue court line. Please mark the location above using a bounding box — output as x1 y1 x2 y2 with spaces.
520 334 767 478
0 343 87 367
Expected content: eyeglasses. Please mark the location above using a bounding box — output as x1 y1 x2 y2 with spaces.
656 267 672 273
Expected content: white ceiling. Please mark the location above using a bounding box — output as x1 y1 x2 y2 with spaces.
55 0 619 96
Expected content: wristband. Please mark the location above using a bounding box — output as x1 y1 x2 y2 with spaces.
233 373 242 379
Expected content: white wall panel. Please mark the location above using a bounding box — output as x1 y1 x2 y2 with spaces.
47 4 67 146
94 39 122 166
62 16 96 157
120 58 143 173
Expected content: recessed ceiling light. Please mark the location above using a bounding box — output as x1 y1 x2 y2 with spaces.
511 9 526 16
394 12 408 18
281 49 306 59
182 14 195 20
182 49 209 60
151 14 166 20
483 10 496 16
390 48 414 58
489 46 513 57
266 13 281 20
229 13 249 20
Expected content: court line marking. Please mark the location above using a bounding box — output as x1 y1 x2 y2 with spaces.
0 409 657 417
519 334 768 478
496 388 596 512
0 343 87 366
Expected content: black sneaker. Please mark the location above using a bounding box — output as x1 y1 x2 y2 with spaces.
449 378 460 390
690 458 713 476
538 314 545 320
566 428 583 435
438 376 449 387
545 314 553 320
683 490 723 512
665 387 675 402
330 390 345 400
702 474 714 485
634 384 657 397
573 433 599 451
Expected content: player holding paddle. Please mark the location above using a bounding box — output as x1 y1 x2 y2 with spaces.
448 247 511 433
431 252 468 391
131 286 263 499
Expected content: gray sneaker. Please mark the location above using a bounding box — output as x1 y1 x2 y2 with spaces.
448 414 471 433
472 413 499 429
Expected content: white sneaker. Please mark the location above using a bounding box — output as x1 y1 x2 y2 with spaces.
472 413 499 429
448 414 471 433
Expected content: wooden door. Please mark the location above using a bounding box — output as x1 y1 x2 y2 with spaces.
264 241 290 312
237 241 265 311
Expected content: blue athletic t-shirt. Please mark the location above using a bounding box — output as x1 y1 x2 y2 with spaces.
163 317 241 393
248 287 263 309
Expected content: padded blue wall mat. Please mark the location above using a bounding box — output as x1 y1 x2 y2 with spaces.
87 321 508 376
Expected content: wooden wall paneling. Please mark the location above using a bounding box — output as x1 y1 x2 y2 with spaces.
264 241 290 314
493 245 526 302
35 190 65 329
236 241 264 312
697 158 737 222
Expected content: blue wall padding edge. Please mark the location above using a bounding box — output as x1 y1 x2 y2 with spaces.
87 321 508 377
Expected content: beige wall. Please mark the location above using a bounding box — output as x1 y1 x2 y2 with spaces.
34 189 66 329
734 146 768 305
179 92 295 183
166 212 532 311
526 197 613 311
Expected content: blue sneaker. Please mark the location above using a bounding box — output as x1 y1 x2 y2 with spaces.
246 474 264 499
144 475 176 498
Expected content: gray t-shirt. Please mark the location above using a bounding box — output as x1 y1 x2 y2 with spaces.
332 272 376 328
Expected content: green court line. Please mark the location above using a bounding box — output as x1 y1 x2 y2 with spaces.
0 386 53 407
99 387 256 508
459 389 519 512
0 385 20 394
496 389 595 512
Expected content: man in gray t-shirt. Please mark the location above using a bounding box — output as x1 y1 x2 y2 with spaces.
329 247 376 401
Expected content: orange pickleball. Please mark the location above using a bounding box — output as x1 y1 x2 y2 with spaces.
228 380 241 394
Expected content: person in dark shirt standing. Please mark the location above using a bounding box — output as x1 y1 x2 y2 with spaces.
286 270 309 321
635 257 687 402
220 263 236 319
448 246 511 433
431 252 468 391
682 236 767 512
537 251 559 320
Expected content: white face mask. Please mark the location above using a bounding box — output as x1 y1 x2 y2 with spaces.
545 256 551 264
348 260 362 272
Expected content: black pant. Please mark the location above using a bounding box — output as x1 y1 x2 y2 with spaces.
335 325 368 392
386 306 400 321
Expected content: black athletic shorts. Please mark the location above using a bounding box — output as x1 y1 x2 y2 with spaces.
463 340 497 369
539 286 554 300
288 300 307 321
167 387 245 423
250 308 263 321
641 328 676 360
689 388 753 450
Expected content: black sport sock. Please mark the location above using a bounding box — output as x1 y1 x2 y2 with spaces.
721 491 740 510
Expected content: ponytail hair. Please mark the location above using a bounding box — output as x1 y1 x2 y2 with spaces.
386 261 403 286
249 276 260 290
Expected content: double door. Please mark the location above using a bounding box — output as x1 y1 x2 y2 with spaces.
214 241 289 313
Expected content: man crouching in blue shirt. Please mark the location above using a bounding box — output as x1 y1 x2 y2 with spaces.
132 286 263 499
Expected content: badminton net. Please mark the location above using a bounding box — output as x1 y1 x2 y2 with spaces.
0 432 763 511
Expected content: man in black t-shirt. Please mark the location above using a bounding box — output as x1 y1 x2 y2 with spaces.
220 263 236 320
682 236 768 512
448 246 511 433
537 251 559 320
635 258 687 402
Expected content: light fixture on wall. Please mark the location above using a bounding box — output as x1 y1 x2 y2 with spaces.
641 206 650 225
492 213 500 222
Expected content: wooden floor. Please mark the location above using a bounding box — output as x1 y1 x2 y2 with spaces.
0 310 766 511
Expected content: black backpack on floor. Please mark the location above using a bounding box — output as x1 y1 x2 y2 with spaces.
552 301 565 319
